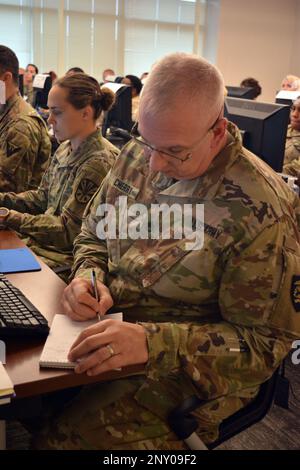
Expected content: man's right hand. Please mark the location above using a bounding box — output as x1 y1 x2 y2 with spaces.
62 277 114 321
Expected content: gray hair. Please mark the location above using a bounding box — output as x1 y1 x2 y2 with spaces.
140 52 225 120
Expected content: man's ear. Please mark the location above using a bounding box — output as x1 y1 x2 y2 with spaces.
211 118 227 148
1 71 13 85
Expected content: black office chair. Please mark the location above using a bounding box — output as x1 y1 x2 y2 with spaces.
168 367 280 450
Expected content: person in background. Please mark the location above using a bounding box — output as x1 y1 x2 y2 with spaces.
121 74 143 121
240 77 262 99
283 96 300 177
102 68 115 83
48 70 57 84
31 53 300 450
23 63 39 106
0 73 119 278
0 46 50 192
281 75 300 91
140 72 149 84
66 67 84 76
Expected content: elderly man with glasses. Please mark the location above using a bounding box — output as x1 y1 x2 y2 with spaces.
33 53 300 450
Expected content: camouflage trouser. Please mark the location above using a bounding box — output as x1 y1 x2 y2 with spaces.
31 376 258 450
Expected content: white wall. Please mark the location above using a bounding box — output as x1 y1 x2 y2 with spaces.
216 0 300 102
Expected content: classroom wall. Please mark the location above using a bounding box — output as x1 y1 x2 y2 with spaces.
216 0 300 103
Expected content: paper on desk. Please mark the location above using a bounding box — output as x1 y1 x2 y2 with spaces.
0 362 14 398
39 312 123 369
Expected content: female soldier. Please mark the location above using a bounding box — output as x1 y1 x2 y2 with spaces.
0 73 118 279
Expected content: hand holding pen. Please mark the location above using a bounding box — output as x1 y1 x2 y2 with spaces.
62 273 114 322
91 269 101 321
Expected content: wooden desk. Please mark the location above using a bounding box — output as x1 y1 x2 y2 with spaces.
1 231 142 400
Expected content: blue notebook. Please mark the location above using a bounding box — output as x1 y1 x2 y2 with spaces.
0 248 41 274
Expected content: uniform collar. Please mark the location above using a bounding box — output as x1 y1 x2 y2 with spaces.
287 124 300 138
55 129 101 167
154 121 243 200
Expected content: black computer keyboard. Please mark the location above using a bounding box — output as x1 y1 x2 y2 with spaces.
0 274 49 338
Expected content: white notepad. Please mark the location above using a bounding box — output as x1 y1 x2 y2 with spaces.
39 313 123 369
0 362 14 398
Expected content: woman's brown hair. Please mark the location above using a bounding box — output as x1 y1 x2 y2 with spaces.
55 73 115 120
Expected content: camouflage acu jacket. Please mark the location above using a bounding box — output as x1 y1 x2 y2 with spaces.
284 125 300 165
0 130 118 268
0 94 51 192
72 122 300 406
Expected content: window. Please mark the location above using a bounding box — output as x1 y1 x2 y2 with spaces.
0 0 220 79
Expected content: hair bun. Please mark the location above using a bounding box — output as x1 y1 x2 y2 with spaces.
99 87 115 111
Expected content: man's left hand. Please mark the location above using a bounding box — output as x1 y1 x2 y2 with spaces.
68 319 148 376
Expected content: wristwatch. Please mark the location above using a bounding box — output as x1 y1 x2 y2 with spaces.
0 207 10 229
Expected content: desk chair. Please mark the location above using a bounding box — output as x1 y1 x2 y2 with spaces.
168 367 280 450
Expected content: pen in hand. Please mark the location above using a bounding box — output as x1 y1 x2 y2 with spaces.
91 269 101 321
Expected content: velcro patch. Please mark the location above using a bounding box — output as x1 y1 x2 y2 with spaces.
291 275 300 312
6 142 20 158
114 178 133 195
75 179 99 204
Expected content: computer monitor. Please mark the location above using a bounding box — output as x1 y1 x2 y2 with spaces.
275 90 300 107
226 86 258 100
224 97 290 172
18 74 24 97
102 84 132 136
33 74 52 109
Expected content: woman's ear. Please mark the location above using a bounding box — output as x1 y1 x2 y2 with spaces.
82 105 93 120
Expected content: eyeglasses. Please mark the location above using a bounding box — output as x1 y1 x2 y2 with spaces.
130 109 223 163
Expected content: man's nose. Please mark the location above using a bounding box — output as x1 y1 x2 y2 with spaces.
149 150 169 172
47 113 54 125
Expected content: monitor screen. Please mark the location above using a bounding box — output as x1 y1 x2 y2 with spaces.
33 75 52 109
102 84 132 136
226 86 258 100
224 97 290 172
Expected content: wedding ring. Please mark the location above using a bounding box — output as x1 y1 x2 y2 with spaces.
106 344 115 358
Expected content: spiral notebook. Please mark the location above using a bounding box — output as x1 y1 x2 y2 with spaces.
39 312 123 369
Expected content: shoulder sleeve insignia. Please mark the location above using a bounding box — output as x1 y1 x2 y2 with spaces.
75 178 99 204
6 141 20 158
291 275 300 313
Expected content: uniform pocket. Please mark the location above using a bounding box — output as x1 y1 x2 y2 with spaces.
269 246 300 336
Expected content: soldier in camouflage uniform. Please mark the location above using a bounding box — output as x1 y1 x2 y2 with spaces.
283 97 300 177
0 73 118 275
33 53 300 450
0 45 51 192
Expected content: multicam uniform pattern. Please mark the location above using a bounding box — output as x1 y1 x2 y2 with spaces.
0 94 51 192
283 125 300 177
34 123 300 450
0 130 118 270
